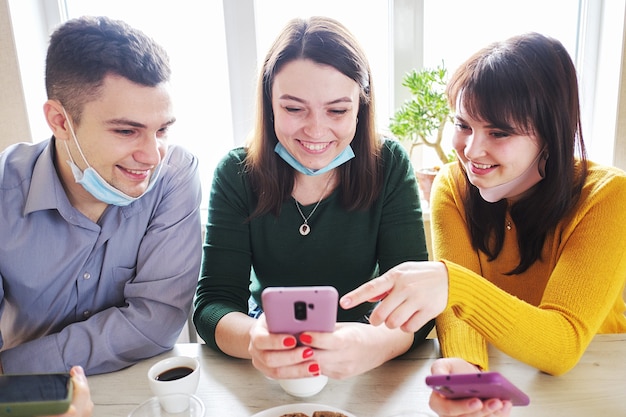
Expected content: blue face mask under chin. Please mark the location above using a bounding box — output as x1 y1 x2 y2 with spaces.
274 142 355 176
61 107 162 206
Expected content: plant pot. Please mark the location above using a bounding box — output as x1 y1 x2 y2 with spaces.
415 168 439 203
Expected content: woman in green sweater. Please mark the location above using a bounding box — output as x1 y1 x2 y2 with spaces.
193 16 434 380
342 33 626 416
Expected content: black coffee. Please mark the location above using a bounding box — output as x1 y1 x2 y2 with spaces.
155 366 194 381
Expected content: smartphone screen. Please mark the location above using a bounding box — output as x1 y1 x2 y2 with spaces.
0 373 72 416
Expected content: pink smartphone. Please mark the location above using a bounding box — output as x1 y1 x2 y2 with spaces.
425 372 530 406
261 286 338 336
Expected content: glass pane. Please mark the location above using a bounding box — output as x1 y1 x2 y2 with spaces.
62 0 589 190
423 0 578 71
64 0 234 204
419 0 579 168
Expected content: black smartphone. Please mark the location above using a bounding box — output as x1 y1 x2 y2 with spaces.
0 373 73 416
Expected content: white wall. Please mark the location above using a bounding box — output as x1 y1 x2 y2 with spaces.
0 0 30 150
3 0 58 146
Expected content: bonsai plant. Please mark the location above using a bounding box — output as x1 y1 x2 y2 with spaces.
389 64 455 201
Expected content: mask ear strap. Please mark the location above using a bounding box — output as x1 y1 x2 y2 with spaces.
61 107 91 169
62 139 75 164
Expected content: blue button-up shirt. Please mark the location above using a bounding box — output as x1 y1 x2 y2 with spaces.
0 139 202 375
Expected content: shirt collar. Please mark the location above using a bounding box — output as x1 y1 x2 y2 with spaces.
23 137 165 222
24 138 70 216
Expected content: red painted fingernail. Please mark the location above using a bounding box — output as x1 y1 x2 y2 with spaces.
299 333 313 344
302 348 314 359
308 363 320 373
283 337 296 347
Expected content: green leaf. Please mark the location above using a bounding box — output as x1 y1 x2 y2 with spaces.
389 63 453 165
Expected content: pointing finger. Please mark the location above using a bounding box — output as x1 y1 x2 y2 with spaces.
340 275 395 309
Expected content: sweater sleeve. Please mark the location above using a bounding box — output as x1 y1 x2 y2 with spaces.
431 163 490 370
193 149 253 353
431 163 626 375
379 140 434 346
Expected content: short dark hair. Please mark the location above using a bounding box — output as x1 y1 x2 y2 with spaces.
45 16 171 122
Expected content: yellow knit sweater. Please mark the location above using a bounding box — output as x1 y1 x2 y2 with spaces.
430 161 626 375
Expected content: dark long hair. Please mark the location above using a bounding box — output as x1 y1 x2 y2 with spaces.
446 32 588 274
245 16 382 218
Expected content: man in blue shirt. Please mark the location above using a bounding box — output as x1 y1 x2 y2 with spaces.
0 16 202 376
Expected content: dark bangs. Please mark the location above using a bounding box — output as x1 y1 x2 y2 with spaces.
448 47 535 136
446 32 588 274
262 18 370 112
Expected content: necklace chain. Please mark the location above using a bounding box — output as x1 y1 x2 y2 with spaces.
294 173 334 236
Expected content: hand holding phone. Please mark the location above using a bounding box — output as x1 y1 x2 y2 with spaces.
261 286 338 337
0 373 73 416
425 371 530 406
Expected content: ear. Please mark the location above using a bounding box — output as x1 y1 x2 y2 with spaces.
43 100 71 141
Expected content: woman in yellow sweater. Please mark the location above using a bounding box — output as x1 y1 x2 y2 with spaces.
341 32 626 416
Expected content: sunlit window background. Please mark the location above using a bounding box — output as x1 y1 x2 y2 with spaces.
14 0 622 208
64 0 233 204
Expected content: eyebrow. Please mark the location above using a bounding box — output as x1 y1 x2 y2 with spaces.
454 114 467 123
278 94 354 105
105 117 177 129
455 114 491 128
456 114 519 133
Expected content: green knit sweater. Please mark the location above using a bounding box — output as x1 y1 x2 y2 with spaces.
194 139 429 352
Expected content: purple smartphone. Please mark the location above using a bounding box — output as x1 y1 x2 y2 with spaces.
425 372 530 406
261 286 338 335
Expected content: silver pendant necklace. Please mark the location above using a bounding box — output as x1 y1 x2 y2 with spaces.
294 173 334 236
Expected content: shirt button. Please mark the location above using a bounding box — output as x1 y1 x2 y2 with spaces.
83 272 91 280
83 311 91 318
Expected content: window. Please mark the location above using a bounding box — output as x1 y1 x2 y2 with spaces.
420 0 623 168
63 0 393 206
64 0 604 174
420 0 579 166
64 0 234 204
11 0 623 204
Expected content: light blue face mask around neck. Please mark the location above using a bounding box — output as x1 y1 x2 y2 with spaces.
274 142 355 176
62 107 162 206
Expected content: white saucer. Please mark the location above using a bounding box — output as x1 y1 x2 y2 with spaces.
127 394 205 417
251 403 356 417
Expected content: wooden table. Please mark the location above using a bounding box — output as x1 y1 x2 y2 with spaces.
88 334 626 416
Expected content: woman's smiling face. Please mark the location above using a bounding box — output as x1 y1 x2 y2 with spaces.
452 98 543 200
271 59 360 171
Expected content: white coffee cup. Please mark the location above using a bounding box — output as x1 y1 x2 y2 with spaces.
278 375 329 397
147 356 200 413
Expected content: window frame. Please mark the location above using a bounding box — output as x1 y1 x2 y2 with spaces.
5 0 625 169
